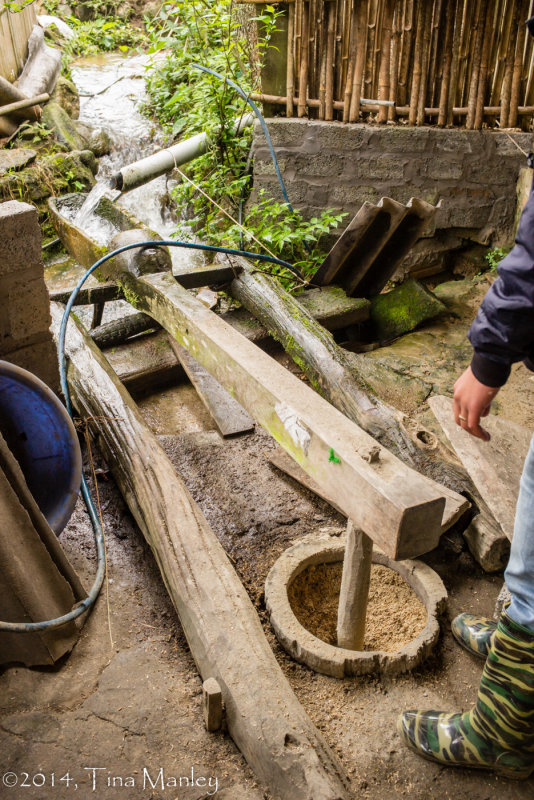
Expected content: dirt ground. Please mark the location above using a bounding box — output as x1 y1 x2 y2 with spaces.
1 277 534 799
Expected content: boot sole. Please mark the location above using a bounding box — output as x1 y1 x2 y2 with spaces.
401 732 534 780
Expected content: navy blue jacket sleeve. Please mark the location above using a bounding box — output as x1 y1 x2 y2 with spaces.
468 184 534 387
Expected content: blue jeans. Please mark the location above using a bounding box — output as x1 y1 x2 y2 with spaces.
504 433 534 632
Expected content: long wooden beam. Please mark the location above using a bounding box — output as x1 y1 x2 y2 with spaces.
117 270 445 560
49 303 351 800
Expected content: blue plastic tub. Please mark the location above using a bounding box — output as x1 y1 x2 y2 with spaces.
0 361 82 534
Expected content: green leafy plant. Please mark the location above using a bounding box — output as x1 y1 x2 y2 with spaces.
61 17 145 62
485 246 509 272
16 121 56 146
144 1 345 290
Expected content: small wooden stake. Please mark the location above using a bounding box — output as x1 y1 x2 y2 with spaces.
203 678 223 732
337 520 373 651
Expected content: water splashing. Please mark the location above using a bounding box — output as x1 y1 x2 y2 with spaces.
72 182 122 245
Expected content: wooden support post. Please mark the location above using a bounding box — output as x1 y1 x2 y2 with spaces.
337 521 373 650
49 303 351 800
91 301 105 329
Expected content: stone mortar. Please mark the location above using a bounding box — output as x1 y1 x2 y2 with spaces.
265 532 448 678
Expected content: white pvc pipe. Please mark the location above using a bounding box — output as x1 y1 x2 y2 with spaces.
112 114 254 193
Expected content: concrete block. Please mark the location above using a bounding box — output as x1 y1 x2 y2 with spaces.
255 118 310 148
368 126 433 153
425 160 464 181
493 132 532 157
330 184 381 206
432 129 478 154
463 161 523 187
295 153 345 177
254 157 288 176
312 121 371 151
2 338 60 392
202 678 223 732
8 278 51 342
0 201 42 276
306 184 331 207
354 155 406 181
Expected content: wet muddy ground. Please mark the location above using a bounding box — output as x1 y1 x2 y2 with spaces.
2 275 534 799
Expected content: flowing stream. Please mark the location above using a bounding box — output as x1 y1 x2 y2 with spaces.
45 51 204 301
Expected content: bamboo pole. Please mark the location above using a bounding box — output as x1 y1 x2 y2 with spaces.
487 0 506 105
349 0 370 122
474 2 493 130
388 2 400 121
457 0 475 107
409 1 424 125
509 0 529 128
324 0 336 120
446 0 464 124
286 1 295 117
501 0 521 128
370 0 383 100
298 0 310 116
342 2 358 122
491 0 514 108
427 0 445 109
250 91 534 117
437 0 456 126
364 0 379 99
339 0 352 103
416 0 433 126
397 0 415 106
378 0 394 123
465 0 486 129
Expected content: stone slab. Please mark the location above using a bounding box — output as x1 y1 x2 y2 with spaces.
0 148 37 175
429 394 532 540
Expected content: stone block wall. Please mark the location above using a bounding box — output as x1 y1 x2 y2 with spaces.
0 201 59 390
251 120 532 276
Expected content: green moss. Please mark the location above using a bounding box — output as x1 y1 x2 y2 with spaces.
118 280 141 309
370 279 446 342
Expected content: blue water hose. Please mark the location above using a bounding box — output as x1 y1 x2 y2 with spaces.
192 63 294 210
0 239 304 632
191 64 312 255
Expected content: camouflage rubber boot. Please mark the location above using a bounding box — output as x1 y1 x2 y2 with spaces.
451 613 496 659
398 613 534 779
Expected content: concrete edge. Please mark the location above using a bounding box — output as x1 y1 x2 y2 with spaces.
265 534 448 678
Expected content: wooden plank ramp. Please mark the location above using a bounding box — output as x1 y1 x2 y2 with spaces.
49 303 351 800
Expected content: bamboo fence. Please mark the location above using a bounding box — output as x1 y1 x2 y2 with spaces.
249 0 534 129
0 1 37 83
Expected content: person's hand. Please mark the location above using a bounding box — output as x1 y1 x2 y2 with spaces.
452 366 500 441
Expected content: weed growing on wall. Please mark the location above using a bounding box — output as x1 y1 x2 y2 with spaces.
144 1 345 288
